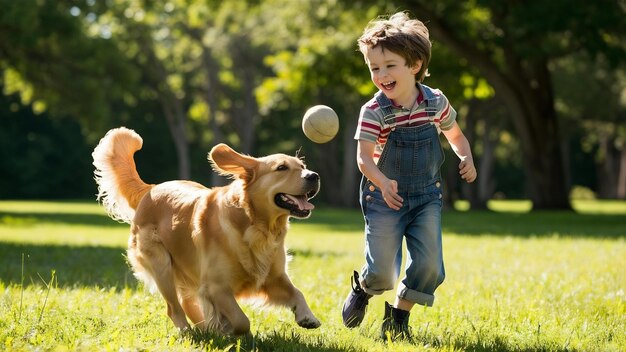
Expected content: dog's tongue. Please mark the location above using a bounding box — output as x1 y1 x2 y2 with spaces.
286 194 315 210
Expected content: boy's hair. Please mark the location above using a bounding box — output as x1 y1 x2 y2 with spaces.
358 11 431 82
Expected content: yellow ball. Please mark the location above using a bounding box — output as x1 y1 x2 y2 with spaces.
302 105 339 144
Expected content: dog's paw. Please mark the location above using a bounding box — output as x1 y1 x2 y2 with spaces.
297 316 321 329
178 326 193 338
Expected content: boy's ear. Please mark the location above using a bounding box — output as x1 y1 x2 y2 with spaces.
411 60 422 75
411 61 422 75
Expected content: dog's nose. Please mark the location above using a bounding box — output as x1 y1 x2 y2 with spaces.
304 171 319 182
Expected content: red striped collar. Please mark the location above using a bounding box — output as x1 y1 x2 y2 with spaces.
389 86 425 110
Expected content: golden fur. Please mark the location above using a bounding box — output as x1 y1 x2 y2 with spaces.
92 127 321 334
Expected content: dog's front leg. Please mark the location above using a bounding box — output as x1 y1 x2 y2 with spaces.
199 285 250 335
263 274 321 329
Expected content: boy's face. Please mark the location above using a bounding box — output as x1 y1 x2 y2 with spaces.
364 46 421 107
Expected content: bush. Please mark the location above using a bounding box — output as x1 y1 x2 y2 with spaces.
570 185 596 200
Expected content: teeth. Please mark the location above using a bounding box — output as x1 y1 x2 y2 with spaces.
281 194 295 204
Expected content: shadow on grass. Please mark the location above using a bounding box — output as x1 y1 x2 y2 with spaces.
0 242 339 289
3 204 624 239
0 211 126 227
288 248 347 259
184 328 360 352
1 206 623 290
0 242 137 289
441 210 625 239
304 207 625 239
183 327 532 352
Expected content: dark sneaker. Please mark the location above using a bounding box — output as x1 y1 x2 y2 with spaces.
381 301 412 341
342 271 372 328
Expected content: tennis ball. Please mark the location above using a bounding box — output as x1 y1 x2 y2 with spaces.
302 105 339 144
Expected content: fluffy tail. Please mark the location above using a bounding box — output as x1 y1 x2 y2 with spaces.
92 127 153 223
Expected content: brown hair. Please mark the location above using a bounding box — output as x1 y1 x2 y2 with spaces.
358 11 431 82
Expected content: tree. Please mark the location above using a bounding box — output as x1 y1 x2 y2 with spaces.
0 0 135 132
3 0 623 207
0 92 94 199
405 0 626 209
553 54 626 199
82 0 272 182
253 0 373 206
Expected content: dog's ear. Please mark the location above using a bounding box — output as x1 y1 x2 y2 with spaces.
208 144 257 182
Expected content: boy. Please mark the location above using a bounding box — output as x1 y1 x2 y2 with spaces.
342 11 477 340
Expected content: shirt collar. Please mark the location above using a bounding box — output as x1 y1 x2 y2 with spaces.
387 83 426 109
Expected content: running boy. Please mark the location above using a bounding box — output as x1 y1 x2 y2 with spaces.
342 11 477 340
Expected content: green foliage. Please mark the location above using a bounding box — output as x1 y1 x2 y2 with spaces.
0 0 625 203
0 0 136 126
0 200 625 351
0 94 94 199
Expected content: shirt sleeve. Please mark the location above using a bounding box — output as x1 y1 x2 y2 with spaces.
354 105 383 142
436 93 457 131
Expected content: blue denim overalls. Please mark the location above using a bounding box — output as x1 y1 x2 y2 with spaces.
359 88 446 307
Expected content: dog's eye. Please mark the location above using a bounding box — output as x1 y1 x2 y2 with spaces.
276 164 288 171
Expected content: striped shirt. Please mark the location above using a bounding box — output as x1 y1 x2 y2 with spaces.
354 83 456 163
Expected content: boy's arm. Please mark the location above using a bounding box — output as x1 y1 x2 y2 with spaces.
441 122 477 183
357 140 403 210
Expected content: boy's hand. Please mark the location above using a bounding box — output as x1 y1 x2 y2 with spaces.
459 157 477 183
381 179 403 210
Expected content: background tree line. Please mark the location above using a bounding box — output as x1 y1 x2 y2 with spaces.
0 0 624 210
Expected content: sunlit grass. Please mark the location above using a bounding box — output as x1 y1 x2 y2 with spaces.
0 200 127 247
1 200 625 351
0 200 105 214
454 199 626 214
571 199 626 214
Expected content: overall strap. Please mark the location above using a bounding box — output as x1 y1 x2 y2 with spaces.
374 91 397 126
420 84 439 122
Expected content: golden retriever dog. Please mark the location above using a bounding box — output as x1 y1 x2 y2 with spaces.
92 127 321 335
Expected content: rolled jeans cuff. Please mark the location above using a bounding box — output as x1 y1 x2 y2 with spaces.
397 282 435 307
361 280 386 296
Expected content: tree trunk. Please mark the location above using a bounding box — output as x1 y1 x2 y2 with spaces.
596 132 623 199
238 67 257 155
140 37 190 180
443 150 459 211
478 125 497 203
339 122 359 207
619 146 626 199
411 3 571 210
185 25 227 186
323 141 341 204
200 46 227 186
162 105 190 180
230 36 259 156
506 86 570 209
462 99 493 210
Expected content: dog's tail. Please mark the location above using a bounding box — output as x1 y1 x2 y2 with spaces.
92 127 153 223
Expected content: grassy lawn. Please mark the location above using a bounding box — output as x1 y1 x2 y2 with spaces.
0 200 624 351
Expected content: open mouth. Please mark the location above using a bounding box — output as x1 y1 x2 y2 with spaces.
274 188 317 218
381 81 396 90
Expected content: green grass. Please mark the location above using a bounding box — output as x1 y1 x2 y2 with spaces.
1 200 625 351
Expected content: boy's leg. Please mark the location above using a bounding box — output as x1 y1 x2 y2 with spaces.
381 301 412 340
394 297 415 311
397 199 445 306
361 196 406 295
380 200 443 340
343 194 405 327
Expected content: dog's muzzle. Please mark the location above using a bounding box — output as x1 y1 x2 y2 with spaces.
275 171 320 218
